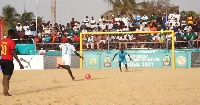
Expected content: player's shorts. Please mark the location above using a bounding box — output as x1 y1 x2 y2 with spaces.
0 59 14 75
62 55 71 66
118 58 127 64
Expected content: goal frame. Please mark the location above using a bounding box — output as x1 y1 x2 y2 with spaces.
80 30 175 70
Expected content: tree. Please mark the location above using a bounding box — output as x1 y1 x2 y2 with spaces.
19 11 34 26
103 0 138 20
2 5 20 28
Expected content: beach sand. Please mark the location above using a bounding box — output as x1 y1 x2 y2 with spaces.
0 68 200 105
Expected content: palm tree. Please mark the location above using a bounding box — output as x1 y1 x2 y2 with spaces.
103 0 138 20
19 10 34 26
2 5 20 36
2 5 20 28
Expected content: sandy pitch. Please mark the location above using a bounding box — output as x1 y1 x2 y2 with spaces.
0 68 200 105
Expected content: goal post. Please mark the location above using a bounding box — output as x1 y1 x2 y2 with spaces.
80 30 175 70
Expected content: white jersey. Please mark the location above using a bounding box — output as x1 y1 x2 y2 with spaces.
59 43 76 65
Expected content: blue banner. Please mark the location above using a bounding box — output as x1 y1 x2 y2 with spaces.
83 51 191 69
16 44 35 55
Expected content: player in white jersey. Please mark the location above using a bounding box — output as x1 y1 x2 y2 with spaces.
57 39 83 81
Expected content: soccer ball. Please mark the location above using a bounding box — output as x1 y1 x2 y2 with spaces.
85 74 91 80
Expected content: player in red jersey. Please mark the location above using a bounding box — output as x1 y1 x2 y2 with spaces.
0 29 24 96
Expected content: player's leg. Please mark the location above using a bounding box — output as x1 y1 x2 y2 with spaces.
123 60 128 71
118 61 122 72
65 65 75 81
3 75 12 96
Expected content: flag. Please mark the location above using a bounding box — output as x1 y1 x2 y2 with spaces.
24 16 28 25
0 17 5 40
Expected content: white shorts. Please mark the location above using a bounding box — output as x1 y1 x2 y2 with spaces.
62 55 71 66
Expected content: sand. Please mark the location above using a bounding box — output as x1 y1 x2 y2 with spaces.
0 68 200 105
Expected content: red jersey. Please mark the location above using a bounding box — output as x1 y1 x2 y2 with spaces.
0 38 15 61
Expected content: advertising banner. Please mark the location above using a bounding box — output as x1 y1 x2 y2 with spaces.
0 17 4 40
13 55 44 70
84 51 191 69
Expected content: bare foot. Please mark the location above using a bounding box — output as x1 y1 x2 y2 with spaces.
57 64 61 68
4 93 12 96
125 69 129 72
120 69 122 72
72 77 75 81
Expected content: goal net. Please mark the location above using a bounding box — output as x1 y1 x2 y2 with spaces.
80 30 175 69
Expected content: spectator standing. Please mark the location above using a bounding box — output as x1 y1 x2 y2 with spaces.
16 23 22 38
99 15 105 26
70 18 76 28
122 15 129 27
83 16 90 29
90 16 96 30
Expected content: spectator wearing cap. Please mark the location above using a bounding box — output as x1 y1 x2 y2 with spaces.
16 23 22 38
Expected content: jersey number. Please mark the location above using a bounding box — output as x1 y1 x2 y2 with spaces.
65 47 68 54
1 44 7 55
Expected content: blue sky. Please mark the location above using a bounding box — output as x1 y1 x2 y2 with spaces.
0 0 199 24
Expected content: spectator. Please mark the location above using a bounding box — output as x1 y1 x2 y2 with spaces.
188 30 197 48
115 14 122 26
25 28 32 39
90 16 96 30
61 34 68 43
16 23 22 38
135 14 141 24
99 15 105 25
19 29 25 39
70 18 76 28
65 23 71 32
83 16 90 29
122 15 129 27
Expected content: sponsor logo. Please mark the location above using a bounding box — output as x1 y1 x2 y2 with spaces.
163 55 171 66
19 57 33 68
89 58 97 66
104 56 111 67
177 56 186 66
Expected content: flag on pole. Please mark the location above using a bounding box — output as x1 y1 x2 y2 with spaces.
0 17 5 40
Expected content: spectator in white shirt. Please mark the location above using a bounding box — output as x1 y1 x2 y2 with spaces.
83 16 90 29
90 16 96 30
25 28 32 39
122 15 129 27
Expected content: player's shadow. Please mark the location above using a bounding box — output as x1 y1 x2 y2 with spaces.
75 78 106 81
126 70 143 72
17 85 74 95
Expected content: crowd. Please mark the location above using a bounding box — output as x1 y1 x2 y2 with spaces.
14 11 200 50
